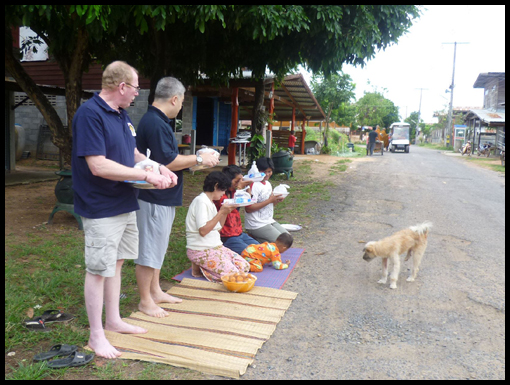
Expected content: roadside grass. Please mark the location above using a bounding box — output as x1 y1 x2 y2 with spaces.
418 142 454 151
462 156 505 173
5 158 334 380
328 159 352 175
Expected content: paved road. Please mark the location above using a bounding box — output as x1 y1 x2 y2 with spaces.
241 146 505 380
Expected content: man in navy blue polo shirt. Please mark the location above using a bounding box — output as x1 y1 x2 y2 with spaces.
135 76 219 318
72 61 177 359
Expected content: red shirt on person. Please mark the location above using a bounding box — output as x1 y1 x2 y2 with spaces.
214 193 243 238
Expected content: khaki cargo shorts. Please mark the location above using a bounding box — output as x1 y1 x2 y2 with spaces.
82 212 138 277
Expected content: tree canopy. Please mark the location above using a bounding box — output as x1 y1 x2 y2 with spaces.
5 5 421 163
355 90 400 129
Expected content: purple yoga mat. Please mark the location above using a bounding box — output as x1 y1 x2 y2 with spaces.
172 248 304 289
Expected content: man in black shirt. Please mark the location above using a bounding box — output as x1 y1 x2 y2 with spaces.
368 127 379 156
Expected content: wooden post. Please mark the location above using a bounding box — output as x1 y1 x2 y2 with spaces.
301 120 306 154
291 107 296 133
267 83 275 150
228 88 239 165
268 83 274 132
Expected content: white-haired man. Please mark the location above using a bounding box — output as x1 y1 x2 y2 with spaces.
135 76 219 318
72 61 178 359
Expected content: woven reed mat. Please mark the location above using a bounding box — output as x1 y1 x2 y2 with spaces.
100 278 298 378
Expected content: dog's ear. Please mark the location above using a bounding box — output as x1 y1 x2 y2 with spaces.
363 243 374 254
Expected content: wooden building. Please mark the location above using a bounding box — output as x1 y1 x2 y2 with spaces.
464 72 505 153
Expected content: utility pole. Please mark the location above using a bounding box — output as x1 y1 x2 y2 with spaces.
442 42 469 147
415 88 427 143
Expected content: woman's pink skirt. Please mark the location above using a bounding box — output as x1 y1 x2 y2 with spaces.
187 245 250 282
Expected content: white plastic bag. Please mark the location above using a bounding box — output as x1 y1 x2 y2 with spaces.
134 159 161 174
190 147 220 170
247 161 259 178
274 184 290 197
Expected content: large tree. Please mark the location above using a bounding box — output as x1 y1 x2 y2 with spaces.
5 5 127 164
311 72 356 143
5 5 421 162
355 90 400 129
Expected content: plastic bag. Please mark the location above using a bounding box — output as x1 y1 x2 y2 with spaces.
247 161 259 178
134 159 160 174
233 190 252 204
190 147 220 170
274 184 290 197
243 161 265 181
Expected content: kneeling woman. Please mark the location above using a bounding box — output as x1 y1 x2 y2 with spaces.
186 171 250 282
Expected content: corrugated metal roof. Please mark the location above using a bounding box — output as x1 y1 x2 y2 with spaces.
473 72 505 88
192 73 325 122
465 109 505 124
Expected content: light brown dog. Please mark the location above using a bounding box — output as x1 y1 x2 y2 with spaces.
363 222 432 289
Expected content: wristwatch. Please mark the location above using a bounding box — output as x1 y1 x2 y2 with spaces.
196 155 203 165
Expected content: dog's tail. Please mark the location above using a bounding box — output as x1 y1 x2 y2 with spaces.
409 221 432 235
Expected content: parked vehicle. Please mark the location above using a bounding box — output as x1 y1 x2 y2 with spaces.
389 122 411 153
477 142 493 157
459 141 472 156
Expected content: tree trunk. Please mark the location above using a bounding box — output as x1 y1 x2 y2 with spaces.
251 77 266 136
5 28 66 162
57 27 90 165
148 26 167 105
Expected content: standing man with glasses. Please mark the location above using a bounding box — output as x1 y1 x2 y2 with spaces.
135 76 219 318
72 61 178 359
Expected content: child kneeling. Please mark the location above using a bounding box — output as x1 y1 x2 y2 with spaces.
241 232 293 272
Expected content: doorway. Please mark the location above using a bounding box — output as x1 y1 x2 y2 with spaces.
196 97 214 146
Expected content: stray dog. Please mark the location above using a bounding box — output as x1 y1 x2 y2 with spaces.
362 222 432 289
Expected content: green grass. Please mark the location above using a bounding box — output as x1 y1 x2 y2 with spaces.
5 161 334 380
418 142 454 151
328 159 352 175
463 156 505 173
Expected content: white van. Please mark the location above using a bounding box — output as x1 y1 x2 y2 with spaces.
389 122 411 153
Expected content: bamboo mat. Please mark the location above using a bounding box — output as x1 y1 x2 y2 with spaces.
99 278 298 378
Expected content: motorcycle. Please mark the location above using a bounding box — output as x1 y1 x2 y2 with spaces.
459 141 471 156
477 143 493 157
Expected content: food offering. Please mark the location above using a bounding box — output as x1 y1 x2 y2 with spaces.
273 184 290 198
221 272 257 293
242 161 265 182
190 147 220 171
222 189 253 207
125 162 158 189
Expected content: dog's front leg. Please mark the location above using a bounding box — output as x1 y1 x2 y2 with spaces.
389 254 400 289
378 258 389 284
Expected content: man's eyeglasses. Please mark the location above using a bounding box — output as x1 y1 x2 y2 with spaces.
121 82 141 91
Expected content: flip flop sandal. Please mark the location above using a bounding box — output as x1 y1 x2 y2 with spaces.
33 344 78 362
47 351 95 369
24 317 50 332
39 309 75 324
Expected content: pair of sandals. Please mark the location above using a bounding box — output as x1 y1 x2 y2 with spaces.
33 344 94 368
24 309 75 332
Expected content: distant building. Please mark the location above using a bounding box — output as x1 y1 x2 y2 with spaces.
464 72 505 153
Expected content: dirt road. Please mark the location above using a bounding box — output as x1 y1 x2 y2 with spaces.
241 147 505 380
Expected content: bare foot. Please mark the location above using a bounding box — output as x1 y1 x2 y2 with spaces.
191 262 203 277
153 291 182 304
138 300 169 318
88 331 122 359
105 320 147 334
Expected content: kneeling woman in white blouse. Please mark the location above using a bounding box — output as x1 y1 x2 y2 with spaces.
186 171 250 282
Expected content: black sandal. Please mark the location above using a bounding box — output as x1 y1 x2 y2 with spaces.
33 344 78 361
24 317 50 332
39 309 75 324
47 351 95 368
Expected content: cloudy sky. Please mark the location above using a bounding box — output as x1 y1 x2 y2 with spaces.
305 5 506 124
